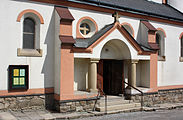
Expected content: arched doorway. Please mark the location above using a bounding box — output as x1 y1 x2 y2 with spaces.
97 39 131 95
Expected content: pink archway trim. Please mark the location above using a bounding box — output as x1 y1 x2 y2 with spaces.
157 28 167 37
76 16 98 38
17 9 44 24
179 32 183 40
121 22 135 37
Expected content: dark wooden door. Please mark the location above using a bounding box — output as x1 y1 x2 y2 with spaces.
103 60 123 95
97 60 103 94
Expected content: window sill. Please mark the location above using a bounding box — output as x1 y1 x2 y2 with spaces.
17 48 42 57
179 57 183 62
158 56 166 61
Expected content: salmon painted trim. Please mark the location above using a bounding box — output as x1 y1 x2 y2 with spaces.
17 9 44 24
0 88 53 97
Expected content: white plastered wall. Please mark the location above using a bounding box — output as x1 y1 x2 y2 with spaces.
74 29 139 60
151 21 183 86
70 7 151 91
74 59 89 91
101 40 131 60
137 22 149 47
168 0 183 12
137 61 150 88
0 0 55 90
69 7 150 60
148 0 162 4
69 7 141 40
70 6 183 90
54 11 61 95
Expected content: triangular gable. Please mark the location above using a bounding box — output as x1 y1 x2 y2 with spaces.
74 22 157 55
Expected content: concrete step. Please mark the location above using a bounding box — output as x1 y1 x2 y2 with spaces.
100 96 125 101
106 106 142 114
96 103 141 112
99 99 133 107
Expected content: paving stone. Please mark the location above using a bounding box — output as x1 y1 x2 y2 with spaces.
1 103 183 120
0 103 4 110
0 112 17 120
10 111 26 117
39 113 55 120
17 116 31 120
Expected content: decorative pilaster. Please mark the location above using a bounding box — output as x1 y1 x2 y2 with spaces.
55 7 75 101
150 53 158 92
88 59 99 93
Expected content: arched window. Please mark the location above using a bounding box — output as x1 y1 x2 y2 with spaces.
156 30 166 60
17 9 44 57
23 18 35 49
156 33 161 56
121 23 134 37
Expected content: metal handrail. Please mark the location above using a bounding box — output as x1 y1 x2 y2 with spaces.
93 82 107 114
98 87 107 114
124 81 144 110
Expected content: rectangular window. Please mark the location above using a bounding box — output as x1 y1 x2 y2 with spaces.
9 65 29 90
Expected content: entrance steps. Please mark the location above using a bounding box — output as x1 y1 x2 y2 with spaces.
95 96 141 112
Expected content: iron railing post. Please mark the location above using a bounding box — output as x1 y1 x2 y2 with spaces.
105 95 107 114
124 81 144 111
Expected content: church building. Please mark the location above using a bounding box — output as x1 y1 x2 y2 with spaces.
0 0 183 112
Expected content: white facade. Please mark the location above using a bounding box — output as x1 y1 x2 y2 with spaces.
168 0 183 12
0 0 183 94
0 0 55 90
71 6 183 90
148 0 162 4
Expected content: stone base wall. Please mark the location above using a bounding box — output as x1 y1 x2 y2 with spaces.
55 98 98 113
131 89 183 107
0 94 54 111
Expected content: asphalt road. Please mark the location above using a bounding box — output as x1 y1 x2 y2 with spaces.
76 108 183 120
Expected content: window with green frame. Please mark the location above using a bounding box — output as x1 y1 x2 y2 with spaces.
9 65 29 90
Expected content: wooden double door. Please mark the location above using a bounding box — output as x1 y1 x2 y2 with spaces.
97 60 124 95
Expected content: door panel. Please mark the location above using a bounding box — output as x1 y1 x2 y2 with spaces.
103 60 123 95
97 60 103 95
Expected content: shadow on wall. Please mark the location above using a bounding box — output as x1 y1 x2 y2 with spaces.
136 22 148 47
10 0 56 110
41 10 55 110
136 22 141 44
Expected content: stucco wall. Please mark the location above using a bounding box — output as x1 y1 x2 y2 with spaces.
101 40 131 60
74 59 89 91
136 61 150 88
71 6 183 88
148 0 162 4
69 7 140 39
151 21 183 86
141 61 150 87
0 0 55 90
70 7 148 60
54 11 61 95
168 0 183 12
137 22 148 47
1 0 183 94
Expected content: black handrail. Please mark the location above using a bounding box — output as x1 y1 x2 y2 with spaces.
124 81 144 110
98 87 107 114
93 82 107 114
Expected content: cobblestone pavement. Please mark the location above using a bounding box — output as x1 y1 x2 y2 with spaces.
76 108 183 120
0 103 183 120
